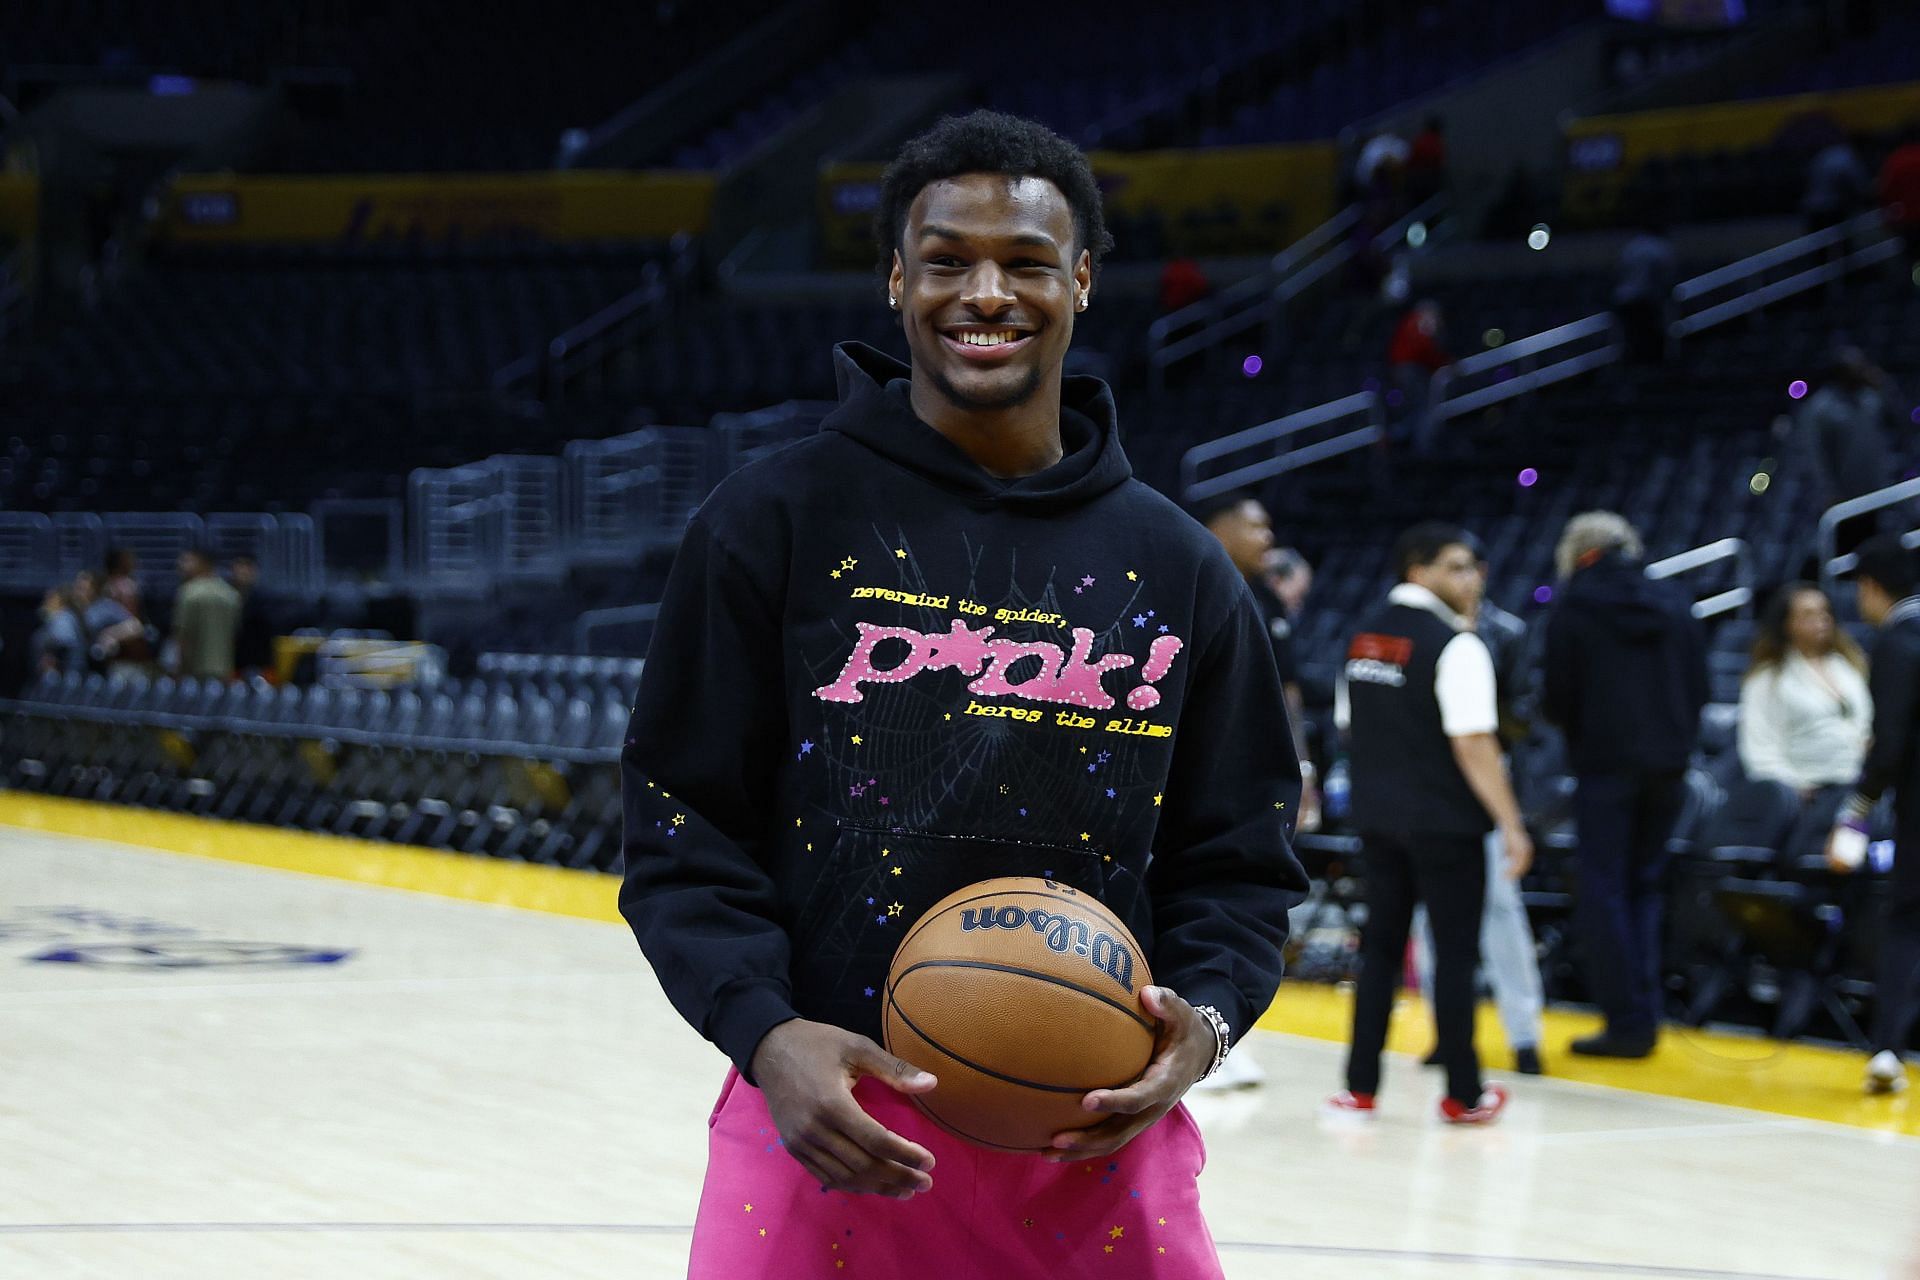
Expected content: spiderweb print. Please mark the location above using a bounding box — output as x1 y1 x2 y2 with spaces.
785 523 1185 1017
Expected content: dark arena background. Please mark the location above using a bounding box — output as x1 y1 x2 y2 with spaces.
3 2 1919 1276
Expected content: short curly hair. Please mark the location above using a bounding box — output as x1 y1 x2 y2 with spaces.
875 110 1114 285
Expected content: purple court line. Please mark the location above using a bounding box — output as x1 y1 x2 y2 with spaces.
0 1223 1836 1278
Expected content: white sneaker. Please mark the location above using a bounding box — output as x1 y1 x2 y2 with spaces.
1866 1051 1908 1096
1192 1048 1266 1092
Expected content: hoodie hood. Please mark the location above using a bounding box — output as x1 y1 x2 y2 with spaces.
820 341 1132 512
1565 552 1681 640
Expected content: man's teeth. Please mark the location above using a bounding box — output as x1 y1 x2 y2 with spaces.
956 331 1020 346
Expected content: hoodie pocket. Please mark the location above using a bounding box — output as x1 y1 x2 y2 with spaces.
786 823 1139 1035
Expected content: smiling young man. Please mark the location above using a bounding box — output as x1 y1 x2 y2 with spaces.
620 111 1307 1279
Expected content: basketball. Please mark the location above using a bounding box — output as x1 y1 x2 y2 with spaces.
883 876 1156 1152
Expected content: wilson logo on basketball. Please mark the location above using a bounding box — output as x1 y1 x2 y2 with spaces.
957 904 1136 993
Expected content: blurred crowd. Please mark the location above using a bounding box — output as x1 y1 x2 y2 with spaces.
30 548 272 684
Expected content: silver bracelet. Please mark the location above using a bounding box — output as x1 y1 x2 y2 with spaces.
1192 1004 1232 1082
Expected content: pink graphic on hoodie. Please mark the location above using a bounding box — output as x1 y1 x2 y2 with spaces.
813 620 1182 712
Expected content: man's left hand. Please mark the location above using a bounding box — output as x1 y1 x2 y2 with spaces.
1046 985 1215 1162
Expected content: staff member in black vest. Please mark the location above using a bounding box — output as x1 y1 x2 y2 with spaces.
1543 512 1708 1059
1826 535 1920 1096
1329 523 1533 1124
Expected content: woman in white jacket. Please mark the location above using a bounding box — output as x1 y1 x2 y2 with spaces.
1738 583 1873 862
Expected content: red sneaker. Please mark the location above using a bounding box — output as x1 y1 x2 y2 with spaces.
1439 1083 1510 1125
1323 1089 1377 1116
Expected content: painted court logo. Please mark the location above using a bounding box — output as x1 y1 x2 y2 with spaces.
29 941 354 970
958 902 1135 993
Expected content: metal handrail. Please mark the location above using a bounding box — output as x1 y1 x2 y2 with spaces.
1429 312 1620 425
1645 536 1748 580
1672 210 1896 338
1145 209 1358 381
574 603 661 656
1646 536 1753 619
1146 196 1443 395
1179 391 1381 502
1818 477 1920 589
1424 214 1892 430
492 240 697 402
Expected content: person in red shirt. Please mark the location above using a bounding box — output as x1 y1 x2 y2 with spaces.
1388 300 1450 373
1879 130 1920 269
1407 117 1447 206
1157 257 1209 315
1387 301 1452 455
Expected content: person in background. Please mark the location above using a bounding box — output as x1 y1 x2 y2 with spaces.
1825 536 1920 1096
171 548 242 680
1738 582 1871 864
1387 299 1450 377
103 547 143 620
1543 512 1708 1059
1354 130 1410 216
1386 299 1452 454
1877 127 1920 270
1803 139 1870 234
1200 494 1321 834
1191 513 1317 1096
1265 547 1313 621
1796 346 1902 557
1405 116 1447 208
1330 523 1532 1124
1612 216 1678 365
1158 256 1210 315
76 568 149 679
31 586 88 677
228 555 276 678
1413 544 1546 1076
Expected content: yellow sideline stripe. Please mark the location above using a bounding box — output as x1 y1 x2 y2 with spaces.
1256 980 1919 1137
0 793 621 924
4 793 1914 1135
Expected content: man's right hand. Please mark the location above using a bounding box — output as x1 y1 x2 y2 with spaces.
748 1019 939 1199
1501 821 1534 880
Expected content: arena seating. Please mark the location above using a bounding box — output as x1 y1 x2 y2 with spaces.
1186 1 1590 148
0 0 783 173
0 242 669 512
1614 125 1916 227
8 1 1915 1051
5 664 634 868
663 0 1597 168
1751 10 1920 97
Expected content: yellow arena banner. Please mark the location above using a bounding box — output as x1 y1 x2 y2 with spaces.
159 170 716 244
819 142 1339 267
1563 80 1920 221
0 172 38 242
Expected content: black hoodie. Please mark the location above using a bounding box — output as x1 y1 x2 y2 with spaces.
1541 552 1709 774
619 342 1308 1081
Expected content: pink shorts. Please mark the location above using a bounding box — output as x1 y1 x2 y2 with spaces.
687 1069 1223 1279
